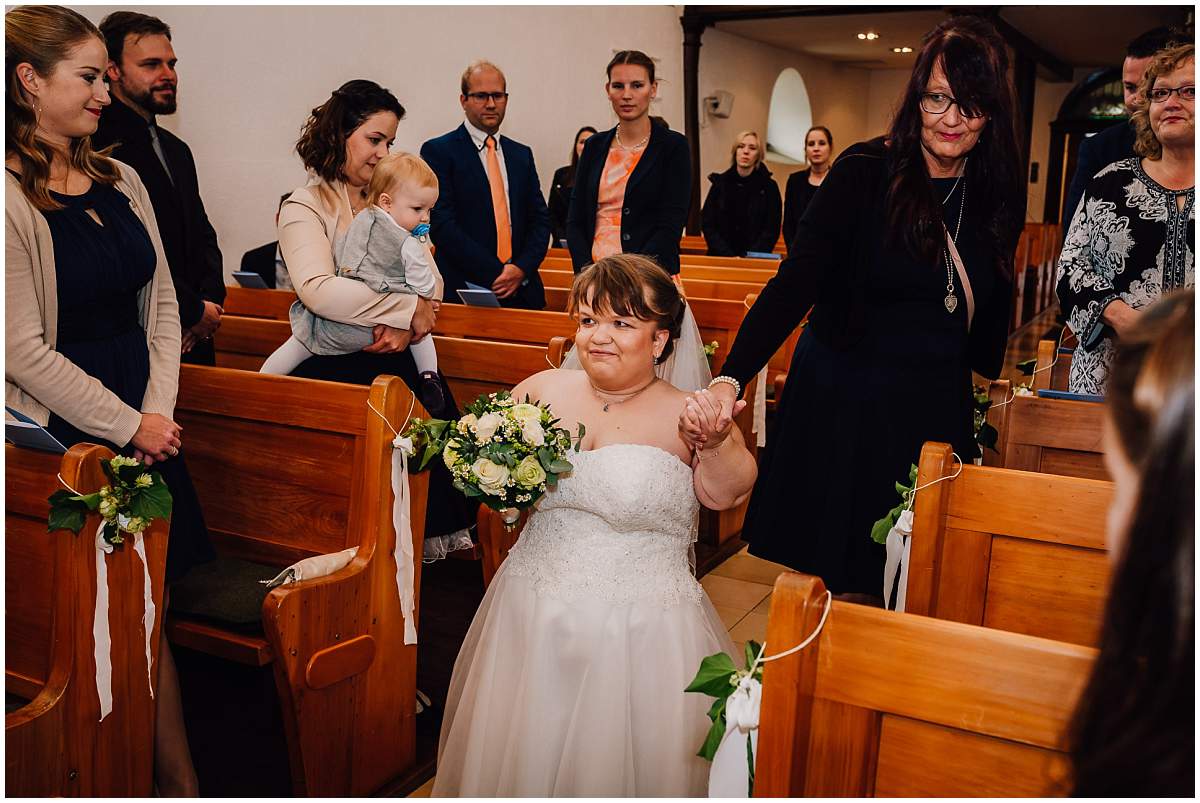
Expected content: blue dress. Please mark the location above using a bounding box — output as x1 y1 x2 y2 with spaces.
41 180 214 583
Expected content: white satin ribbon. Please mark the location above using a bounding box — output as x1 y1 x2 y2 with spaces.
753 367 767 448
391 435 418 645
709 675 762 797
132 533 156 699
883 508 914 612
93 522 113 721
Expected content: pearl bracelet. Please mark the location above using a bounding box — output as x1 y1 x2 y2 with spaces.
708 375 742 398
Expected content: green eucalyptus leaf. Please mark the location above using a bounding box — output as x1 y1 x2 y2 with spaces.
684 651 737 697
548 460 574 474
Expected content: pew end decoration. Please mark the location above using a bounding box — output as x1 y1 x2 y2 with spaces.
48 455 173 547
44 452 172 724
400 391 580 527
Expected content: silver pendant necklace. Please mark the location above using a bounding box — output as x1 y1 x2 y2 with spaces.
941 162 967 315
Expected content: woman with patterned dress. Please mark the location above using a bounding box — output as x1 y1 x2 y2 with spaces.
1058 44 1195 395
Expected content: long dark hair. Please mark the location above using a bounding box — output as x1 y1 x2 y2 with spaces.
885 15 1024 273
1068 290 1195 795
295 79 405 183
5 5 119 211
566 125 597 184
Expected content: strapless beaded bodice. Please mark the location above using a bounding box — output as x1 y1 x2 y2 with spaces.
500 443 702 607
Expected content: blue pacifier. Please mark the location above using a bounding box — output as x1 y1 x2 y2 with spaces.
412 222 431 240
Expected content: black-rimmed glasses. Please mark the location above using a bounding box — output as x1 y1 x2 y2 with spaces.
920 92 984 119
465 91 509 103
1148 85 1196 103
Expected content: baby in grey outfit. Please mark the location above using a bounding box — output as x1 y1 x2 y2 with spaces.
261 153 447 414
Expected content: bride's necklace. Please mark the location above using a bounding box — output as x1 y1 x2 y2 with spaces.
615 123 650 152
590 376 655 412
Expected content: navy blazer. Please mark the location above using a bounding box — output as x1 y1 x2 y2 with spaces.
566 124 691 275
420 124 549 310
1061 121 1136 237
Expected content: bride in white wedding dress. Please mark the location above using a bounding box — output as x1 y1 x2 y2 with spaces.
432 255 758 797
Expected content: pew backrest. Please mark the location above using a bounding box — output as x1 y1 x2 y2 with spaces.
1032 339 1072 391
986 391 1107 480
173 366 430 795
908 441 1112 646
6 443 168 796
222 286 295 321
756 572 1094 796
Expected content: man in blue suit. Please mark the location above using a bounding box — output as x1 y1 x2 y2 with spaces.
421 61 549 310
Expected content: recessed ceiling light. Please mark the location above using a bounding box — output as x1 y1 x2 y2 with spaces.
892 46 913 53
857 32 879 40
857 33 866 40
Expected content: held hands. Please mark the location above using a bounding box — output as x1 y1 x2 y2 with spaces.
678 387 746 453
492 264 525 299
131 412 182 465
1103 299 1141 337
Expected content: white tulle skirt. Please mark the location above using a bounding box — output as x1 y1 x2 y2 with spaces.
432 562 735 797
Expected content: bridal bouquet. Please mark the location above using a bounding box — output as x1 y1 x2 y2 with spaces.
401 391 581 523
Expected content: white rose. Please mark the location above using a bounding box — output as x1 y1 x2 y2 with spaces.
471 458 510 496
474 412 503 443
510 403 542 427
521 419 545 447
458 413 479 435
513 455 547 488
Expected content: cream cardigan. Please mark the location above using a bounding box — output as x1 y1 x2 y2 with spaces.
279 176 442 332
5 160 181 447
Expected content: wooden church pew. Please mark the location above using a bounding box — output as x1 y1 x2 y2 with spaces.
907 441 1112 646
541 254 778 284
984 387 1107 480
1032 339 1073 392
6 443 169 796
756 572 1094 796
170 367 429 795
222 285 294 321
541 267 764 303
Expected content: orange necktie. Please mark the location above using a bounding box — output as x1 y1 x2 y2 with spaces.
485 135 512 263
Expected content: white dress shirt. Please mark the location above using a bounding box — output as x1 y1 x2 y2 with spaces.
463 118 510 199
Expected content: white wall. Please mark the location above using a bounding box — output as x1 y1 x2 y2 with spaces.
1026 76 1076 223
698 27 875 197
865 68 910 141
74 5 686 277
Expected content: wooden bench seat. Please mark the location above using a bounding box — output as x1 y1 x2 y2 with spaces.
756 572 1094 796
541 254 777 284
541 267 763 303
171 366 429 795
908 441 1112 646
6 443 169 796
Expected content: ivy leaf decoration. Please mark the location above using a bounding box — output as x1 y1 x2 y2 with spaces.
976 421 1000 454
696 704 728 761
47 489 90 534
129 474 173 522
1016 357 1038 376
684 651 737 697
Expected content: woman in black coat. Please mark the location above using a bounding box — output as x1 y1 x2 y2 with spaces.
566 50 691 275
701 130 782 256
548 126 596 246
782 125 833 251
691 17 1025 600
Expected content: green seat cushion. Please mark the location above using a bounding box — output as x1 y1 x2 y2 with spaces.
169 555 284 630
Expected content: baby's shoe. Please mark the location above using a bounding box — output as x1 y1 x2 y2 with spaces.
419 371 448 417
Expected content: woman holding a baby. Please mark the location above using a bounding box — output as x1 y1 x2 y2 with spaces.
275 78 473 543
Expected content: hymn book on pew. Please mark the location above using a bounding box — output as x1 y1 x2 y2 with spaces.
5 406 67 454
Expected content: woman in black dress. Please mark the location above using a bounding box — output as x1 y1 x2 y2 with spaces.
782 125 833 251
278 80 474 548
548 125 596 246
701 130 782 256
694 16 1024 600
5 6 207 792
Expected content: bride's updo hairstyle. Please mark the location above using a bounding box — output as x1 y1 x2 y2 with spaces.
568 254 685 363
